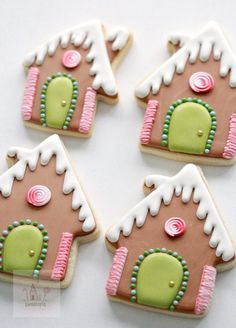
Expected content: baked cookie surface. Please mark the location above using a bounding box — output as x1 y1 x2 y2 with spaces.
106 164 235 317
136 22 236 165
0 134 99 288
22 20 132 137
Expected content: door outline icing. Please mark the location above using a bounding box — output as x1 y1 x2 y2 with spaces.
40 72 78 130
0 219 49 279
130 247 189 311
161 98 217 154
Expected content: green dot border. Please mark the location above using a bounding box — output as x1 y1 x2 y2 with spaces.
40 72 78 130
161 98 217 154
130 247 189 311
0 219 49 279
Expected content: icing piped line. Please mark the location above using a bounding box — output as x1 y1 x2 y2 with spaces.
106 164 235 262
135 21 236 98
78 87 97 133
195 265 217 315
140 100 159 144
223 113 236 159
23 20 130 96
51 232 73 280
21 67 39 120
106 247 128 296
107 26 130 51
5 134 96 232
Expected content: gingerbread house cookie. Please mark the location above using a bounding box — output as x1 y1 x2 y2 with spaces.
22 20 132 137
0 134 98 287
136 22 236 165
106 164 235 317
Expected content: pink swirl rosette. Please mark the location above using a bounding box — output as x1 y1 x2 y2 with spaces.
164 217 186 237
189 72 214 93
62 50 81 68
27 185 51 207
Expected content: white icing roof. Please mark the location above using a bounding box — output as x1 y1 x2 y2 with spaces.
23 20 130 96
135 21 236 98
2 134 95 233
106 164 235 262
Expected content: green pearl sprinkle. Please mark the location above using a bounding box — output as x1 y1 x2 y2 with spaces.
161 140 168 146
8 225 13 231
20 220 24 225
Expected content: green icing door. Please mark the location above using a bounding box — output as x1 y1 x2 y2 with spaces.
45 76 73 129
168 102 212 154
137 253 183 309
3 225 43 276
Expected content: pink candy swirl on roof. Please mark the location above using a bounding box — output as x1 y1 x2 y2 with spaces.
27 185 51 207
164 217 186 237
62 50 81 68
189 72 214 93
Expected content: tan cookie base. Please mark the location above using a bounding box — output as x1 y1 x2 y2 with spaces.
140 144 236 166
107 295 205 319
105 165 236 317
24 33 133 138
4 140 100 288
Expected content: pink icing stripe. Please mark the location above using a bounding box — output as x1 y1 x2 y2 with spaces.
140 100 159 144
21 67 39 120
51 232 73 281
194 265 216 315
78 87 97 134
106 247 128 296
223 114 236 159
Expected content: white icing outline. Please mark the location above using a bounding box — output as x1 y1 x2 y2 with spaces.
23 20 130 96
106 164 235 262
3 134 95 233
135 21 236 98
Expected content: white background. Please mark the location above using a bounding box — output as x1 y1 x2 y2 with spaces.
0 0 236 327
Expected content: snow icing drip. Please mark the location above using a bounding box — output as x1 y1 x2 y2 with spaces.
223 114 236 159
106 247 128 295
5 134 96 232
195 265 217 315
135 22 236 98
106 164 235 262
21 67 39 120
140 100 159 144
78 87 97 134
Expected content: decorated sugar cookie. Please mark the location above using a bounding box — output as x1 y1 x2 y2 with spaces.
0 134 98 287
22 20 132 137
136 22 236 165
106 164 235 317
